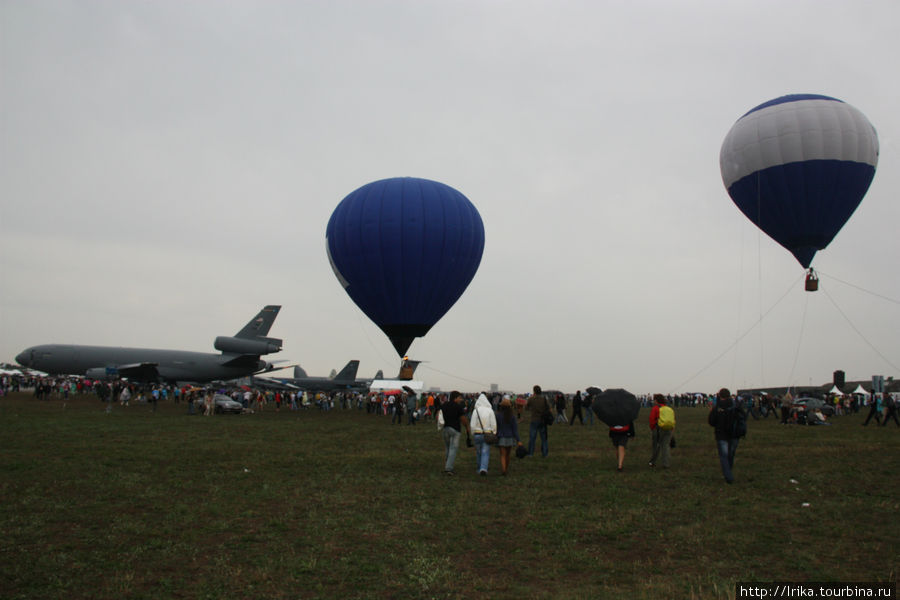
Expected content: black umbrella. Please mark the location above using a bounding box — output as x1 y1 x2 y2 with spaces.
591 388 639 427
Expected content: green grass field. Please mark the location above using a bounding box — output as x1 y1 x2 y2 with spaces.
1 393 897 599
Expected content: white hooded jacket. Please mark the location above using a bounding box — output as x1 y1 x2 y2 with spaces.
470 393 497 435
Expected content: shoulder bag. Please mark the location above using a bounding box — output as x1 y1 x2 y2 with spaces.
474 408 498 445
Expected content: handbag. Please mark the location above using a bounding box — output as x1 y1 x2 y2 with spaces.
474 408 498 445
541 397 554 426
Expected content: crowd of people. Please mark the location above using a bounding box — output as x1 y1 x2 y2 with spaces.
4 371 897 483
430 385 746 480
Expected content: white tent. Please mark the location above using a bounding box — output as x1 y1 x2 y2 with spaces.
852 384 869 395
828 385 844 395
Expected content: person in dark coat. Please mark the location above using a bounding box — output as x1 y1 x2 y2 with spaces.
862 393 883 426
881 394 899 427
569 390 584 426
708 388 744 484
526 385 552 457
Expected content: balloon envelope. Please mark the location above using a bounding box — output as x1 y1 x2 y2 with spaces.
326 177 485 356
720 94 879 268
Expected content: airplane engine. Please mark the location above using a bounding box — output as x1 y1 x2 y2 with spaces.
214 336 282 355
85 367 119 380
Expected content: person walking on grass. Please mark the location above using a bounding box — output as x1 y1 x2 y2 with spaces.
582 391 594 426
555 393 568 424
438 391 469 475
526 385 553 457
648 394 674 469
469 393 497 476
709 388 746 484
780 391 793 424
405 391 418 425
881 394 899 427
862 393 883 426
204 389 214 416
609 421 635 472
569 391 584 426
495 396 521 476
119 386 131 407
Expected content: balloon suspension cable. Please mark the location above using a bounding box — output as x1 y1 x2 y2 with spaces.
822 288 900 373
815 270 900 306
418 364 491 389
785 292 810 390
356 312 398 374
669 274 800 394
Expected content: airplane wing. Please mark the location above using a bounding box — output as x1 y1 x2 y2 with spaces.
102 363 160 380
252 377 300 391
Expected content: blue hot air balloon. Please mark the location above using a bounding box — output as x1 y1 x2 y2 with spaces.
326 177 485 356
720 94 879 277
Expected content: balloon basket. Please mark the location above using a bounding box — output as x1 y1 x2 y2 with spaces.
805 269 819 292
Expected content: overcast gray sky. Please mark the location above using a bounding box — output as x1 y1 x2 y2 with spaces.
2 1 898 395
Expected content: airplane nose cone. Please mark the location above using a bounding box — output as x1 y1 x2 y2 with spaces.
16 349 31 366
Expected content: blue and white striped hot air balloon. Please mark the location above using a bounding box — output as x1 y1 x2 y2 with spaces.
720 94 879 273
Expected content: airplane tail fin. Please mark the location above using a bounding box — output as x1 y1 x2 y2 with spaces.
333 360 360 382
374 369 384 379
235 305 281 339
215 305 282 358
294 365 309 379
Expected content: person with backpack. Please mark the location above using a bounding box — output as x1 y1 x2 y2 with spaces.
708 388 747 484
648 394 675 469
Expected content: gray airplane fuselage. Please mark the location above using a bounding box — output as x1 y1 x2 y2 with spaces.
16 304 283 384
16 344 267 383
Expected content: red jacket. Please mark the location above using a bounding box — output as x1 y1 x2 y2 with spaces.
648 404 661 430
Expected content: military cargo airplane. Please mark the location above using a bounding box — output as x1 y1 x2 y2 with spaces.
262 358 420 392
265 360 367 392
15 305 284 384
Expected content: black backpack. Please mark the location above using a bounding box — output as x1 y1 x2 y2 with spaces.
731 402 748 438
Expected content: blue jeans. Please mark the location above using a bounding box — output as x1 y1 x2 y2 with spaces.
584 407 594 426
528 421 548 457
716 438 739 482
473 433 490 473
442 427 461 472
